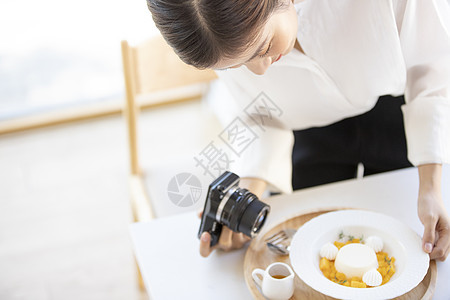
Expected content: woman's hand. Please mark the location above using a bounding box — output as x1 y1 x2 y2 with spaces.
198 177 267 258
199 227 250 257
418 164 450 261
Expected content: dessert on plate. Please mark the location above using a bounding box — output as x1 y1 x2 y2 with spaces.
319 233 395 288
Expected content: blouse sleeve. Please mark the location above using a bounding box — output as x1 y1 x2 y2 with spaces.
397 0 450 165
211 71 295 194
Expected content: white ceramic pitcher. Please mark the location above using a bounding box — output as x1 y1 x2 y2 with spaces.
252 262 295 300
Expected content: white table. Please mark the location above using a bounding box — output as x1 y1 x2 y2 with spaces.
130 167 450 300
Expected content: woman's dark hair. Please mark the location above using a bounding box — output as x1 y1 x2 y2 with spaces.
147 0 287 69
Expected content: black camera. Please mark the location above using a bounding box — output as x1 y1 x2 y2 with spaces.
198 171 270 247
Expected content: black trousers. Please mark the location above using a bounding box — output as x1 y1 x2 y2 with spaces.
292 95 413 190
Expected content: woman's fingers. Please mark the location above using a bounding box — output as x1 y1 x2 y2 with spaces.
217 227 234 251
199 227 233 257
199 231 214 257
199 228 250 257
422 214 438 254
417 179 449 261
198 210 216 257
232 232 251 249
430 218 450 261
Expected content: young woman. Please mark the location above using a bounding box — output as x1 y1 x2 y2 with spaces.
147 0 450 261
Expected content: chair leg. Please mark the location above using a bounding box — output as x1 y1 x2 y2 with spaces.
129 175 155 222
135 259 146 291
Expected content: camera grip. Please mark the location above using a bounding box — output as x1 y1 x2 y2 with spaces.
208 222 222 247
198 214 223 247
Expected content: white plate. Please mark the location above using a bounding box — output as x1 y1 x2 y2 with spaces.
289 210 429 299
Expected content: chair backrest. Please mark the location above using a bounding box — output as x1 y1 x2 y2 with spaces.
121 35 218 176
127 37 217 94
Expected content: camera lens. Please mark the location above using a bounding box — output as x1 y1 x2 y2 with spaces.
218 187 270 238
252 209 269 234
238 197 270 237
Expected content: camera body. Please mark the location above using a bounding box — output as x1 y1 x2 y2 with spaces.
198 171 270 247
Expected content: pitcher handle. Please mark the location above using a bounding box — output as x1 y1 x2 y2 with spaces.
252 268 264 287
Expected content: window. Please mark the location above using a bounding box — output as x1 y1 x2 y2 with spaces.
0 0 158 121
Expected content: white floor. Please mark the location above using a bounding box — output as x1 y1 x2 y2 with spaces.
0 96 225 299
0 114 143 300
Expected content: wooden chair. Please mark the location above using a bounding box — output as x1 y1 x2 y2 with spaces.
121 35 218 223
121 35 221 291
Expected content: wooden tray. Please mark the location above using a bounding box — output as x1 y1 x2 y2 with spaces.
244 208 437 300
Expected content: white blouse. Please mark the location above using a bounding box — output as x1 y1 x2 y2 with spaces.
214 0 450 193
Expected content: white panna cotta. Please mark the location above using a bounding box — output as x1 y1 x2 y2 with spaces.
335 244 378 278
